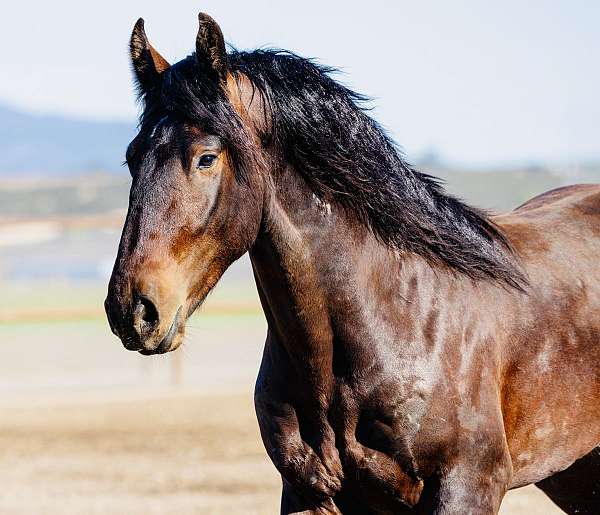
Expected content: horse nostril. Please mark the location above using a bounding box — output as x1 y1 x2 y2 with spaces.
140 297 158 325
133 295 159 337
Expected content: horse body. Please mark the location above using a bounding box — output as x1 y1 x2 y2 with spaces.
252 174 600 513
105 14 600 514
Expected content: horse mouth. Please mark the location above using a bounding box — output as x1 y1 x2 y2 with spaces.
138 306 184 355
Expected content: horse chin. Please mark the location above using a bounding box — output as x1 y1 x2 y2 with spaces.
138 333 183 355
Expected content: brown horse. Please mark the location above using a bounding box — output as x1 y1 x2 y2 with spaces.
105 13 600 514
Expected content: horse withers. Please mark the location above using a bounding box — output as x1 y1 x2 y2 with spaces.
105 13 600 514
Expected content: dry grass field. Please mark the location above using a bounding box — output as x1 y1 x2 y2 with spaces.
0 311 562 514
0 391 562 515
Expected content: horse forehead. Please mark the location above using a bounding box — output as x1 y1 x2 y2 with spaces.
131 121 184 176
131 152 181 200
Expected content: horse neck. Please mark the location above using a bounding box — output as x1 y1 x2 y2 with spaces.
248 167 448 358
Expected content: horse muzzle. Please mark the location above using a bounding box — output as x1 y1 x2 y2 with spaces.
105 289 185 355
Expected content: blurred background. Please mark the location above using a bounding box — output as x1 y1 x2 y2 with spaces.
0 1 597 513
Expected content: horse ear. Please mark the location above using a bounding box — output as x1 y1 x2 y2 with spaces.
196 13 228 83
130 18 170 93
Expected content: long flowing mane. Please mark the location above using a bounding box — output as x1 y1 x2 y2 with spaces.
146 49 527 289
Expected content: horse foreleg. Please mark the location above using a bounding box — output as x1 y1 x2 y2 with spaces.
254 387 343 507
280 479 342 515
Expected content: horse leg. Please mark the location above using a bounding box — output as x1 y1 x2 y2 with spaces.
280 479 342 515
255 387 342 497
429 461 511 515
424 425 513 515
254 339 343 505
535 446 600 514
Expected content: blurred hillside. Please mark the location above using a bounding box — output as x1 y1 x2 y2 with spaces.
2 162 600 219
1 162 599 289
0 174 129 219
0 104 134 175
432 162 600 212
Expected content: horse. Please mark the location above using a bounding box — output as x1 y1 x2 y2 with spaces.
104 13 600 514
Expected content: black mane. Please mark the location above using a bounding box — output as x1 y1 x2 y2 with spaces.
148 49 526 289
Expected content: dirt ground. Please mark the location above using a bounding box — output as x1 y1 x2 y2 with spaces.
0 312 564 514
0 391 562 515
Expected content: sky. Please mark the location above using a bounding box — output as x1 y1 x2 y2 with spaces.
0 0 598 167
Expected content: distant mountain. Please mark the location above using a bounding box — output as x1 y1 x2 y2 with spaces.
0 104 136 175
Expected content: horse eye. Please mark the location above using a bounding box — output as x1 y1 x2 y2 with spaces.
197 154 217 169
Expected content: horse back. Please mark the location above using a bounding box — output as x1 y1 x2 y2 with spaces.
496 183 600 266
